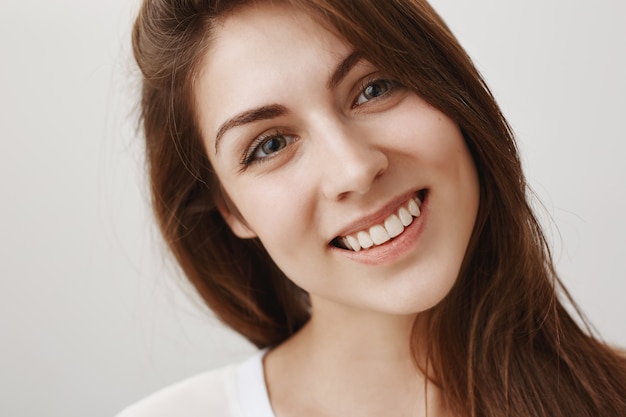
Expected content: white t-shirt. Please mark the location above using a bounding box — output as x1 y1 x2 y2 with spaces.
116 350 275 417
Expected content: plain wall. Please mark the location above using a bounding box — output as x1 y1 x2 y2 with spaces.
0 1 624 416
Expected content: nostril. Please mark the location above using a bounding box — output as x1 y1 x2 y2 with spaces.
336 191 349 201
375 166 385 180
319 142 388 200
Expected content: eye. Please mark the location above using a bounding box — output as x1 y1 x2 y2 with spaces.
255 135 292 157
242 131 298 166
354 78 396 106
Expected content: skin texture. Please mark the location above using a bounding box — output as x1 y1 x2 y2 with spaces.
132 0 626 414
194 3 479 415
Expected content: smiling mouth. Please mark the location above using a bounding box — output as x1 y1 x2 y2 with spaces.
331 190 426 252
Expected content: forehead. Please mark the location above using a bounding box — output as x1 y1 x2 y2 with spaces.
194 2 351 144
207 2 346 57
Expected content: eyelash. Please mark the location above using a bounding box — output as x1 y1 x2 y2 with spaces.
353 76 398 108
239 129 297 170
239 76 399 169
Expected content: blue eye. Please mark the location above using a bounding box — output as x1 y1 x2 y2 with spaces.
246 132 298 164
354 79 396 106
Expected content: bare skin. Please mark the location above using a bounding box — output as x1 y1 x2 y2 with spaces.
264 304 452 417
195 3 476 416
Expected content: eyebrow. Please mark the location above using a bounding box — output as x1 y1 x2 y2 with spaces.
214 104 288 154
328 50 362 90
214 50 362 155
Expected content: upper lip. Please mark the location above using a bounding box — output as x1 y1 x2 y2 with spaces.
331 189 422 240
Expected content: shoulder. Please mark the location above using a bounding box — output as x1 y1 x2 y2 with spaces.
115 364 239 417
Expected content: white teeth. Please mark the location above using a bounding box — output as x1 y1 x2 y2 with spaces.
338 237 352 251
336 193 425 252
384 214 404 238
369 225 391 245
398 207 413 227
407 198 420 217
347 235 361 252
357 231 374 249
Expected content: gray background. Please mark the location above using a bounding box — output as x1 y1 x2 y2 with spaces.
1 1 624 416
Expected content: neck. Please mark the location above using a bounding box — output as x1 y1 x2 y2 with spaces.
264 299 449 417
303 297 418 363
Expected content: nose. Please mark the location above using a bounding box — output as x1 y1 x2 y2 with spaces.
317 123 388 201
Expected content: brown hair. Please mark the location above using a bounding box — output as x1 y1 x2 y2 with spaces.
132 0 626 415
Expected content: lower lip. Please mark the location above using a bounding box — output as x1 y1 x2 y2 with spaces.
331 193 428 266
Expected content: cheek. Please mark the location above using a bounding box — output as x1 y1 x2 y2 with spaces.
225 173 316 251
377 98 462 157
401 110 476 191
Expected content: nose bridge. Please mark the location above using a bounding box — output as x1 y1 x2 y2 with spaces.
314 117 388 200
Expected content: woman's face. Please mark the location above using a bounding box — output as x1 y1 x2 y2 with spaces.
195 3 480 316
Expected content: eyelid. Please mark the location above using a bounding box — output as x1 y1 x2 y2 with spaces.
239 129 298 170
352 75 399 108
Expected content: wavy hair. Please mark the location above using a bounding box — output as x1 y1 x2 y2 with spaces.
131 1 626 415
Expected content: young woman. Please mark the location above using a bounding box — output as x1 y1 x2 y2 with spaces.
121 0 626 416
